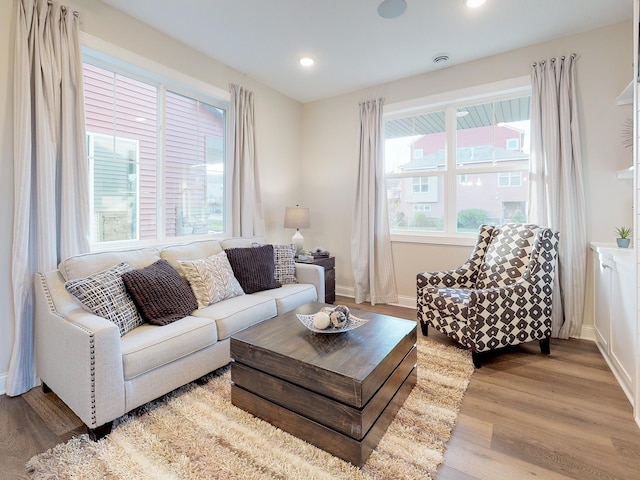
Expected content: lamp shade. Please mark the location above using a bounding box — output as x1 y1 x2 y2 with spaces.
284 206 310 229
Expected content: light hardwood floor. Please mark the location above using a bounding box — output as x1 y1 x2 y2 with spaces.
1 296 639 479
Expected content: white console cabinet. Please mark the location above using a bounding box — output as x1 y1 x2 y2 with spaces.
591 244 636 407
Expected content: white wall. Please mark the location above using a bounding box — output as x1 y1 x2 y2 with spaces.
0 0 304 392
301 22 633 311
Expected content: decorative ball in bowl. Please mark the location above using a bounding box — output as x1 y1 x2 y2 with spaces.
297 305 368 333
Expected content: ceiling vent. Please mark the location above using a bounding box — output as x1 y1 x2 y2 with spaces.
432 54 450 65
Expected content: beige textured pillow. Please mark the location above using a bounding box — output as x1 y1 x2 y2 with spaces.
178 251 244 308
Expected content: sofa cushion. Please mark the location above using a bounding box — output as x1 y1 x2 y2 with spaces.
193 294 277 340
122 259 198 326
225 245 281 294
253 283 317 315
64 262 143 336
178 251 244 308
120 315 218 380
160 239 223 276
59 247 161 281
272 244 298 285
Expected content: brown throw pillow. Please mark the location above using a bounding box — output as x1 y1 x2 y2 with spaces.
122 259 198 326
225 244 282 294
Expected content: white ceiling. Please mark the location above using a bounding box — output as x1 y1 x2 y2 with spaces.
99 0 633 103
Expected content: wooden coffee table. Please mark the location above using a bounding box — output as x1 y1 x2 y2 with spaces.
230 302 417 466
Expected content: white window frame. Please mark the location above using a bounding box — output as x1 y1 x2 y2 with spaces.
81 34 232 251
384 76 531 246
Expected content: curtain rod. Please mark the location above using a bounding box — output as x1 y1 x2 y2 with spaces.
47 1 79 17
532 53 577 67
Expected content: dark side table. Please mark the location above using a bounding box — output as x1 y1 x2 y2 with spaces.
295 256 335 303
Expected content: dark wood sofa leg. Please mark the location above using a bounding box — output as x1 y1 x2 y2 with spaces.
540 337 551 355
41 382 52 394
420 321 429 336
88 421 113 441
472 351 482 368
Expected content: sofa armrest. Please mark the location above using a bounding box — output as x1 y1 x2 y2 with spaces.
34 271 126 428
295 262 324 303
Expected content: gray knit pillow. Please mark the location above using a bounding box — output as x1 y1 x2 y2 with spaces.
272 244 298 285
225 245 281 294
65 262 143 336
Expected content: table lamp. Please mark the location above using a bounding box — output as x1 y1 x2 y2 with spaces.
284 205 310 256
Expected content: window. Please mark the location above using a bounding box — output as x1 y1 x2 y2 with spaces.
412 177 430 193
497 171 522 187
384 80 531 238
413 204 432 212
83 50 229 246
506 138 520 150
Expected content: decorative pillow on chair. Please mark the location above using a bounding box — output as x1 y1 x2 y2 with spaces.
178 251 245 308
225 244 282 294
272 244 298 285
65 262 143 336
122 259 198 326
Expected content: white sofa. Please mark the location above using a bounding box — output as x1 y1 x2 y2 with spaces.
33 236 324 439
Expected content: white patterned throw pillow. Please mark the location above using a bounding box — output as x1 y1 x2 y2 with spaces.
178 251 245 308
64 262 143 336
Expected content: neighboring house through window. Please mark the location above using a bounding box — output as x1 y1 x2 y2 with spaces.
82 41 230 246
384 77 531 240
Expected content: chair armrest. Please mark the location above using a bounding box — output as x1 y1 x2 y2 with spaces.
417 266 475 291
467 279 551 336
295 262 324 302
34 272 126 428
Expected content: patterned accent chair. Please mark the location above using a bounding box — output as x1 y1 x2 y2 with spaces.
417 223 560 368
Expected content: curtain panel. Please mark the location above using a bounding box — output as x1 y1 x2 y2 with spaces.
229 84 265 237
351 98 398 305
9 0 90 396
529 55 587 339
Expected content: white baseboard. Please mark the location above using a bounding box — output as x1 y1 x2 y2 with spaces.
335 285 417 310
579 324 596 342
0 372 6 396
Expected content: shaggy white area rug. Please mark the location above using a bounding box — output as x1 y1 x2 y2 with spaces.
27 336 473 479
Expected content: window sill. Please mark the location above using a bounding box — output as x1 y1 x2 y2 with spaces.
390 233 476 247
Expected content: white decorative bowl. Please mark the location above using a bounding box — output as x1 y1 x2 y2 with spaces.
296 313 369 333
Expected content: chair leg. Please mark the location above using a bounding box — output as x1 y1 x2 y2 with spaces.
420 321 429 336
472 351 482 368
540 337 551 355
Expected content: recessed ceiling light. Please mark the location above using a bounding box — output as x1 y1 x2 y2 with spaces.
378 0 407 19
456 110 469 117
135 116 146 122
466 0 487 8
299 57 315 67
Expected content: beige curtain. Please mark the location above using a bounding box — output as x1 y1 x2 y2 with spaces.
9 0 90 395
229 84 264 237
351 98 398 305
529 55 586 339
